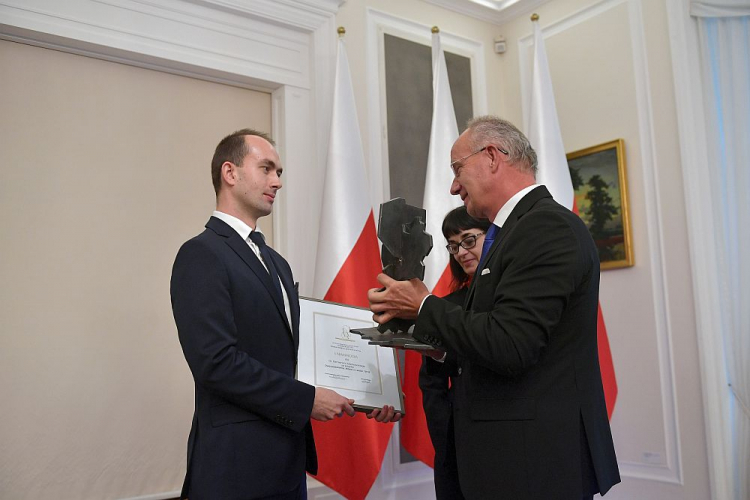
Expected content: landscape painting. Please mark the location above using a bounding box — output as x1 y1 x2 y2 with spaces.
567 139 634 270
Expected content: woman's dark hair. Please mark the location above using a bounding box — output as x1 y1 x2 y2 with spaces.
442 206 492 291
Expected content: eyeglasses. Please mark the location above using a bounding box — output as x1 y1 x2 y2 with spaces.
450 145 509 176
445 231 485 254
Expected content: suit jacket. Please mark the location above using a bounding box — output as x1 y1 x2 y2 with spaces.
415 186 620 499
419 287 467 500
171 217 316 500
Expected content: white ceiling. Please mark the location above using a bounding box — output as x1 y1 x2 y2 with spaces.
422 0 554 25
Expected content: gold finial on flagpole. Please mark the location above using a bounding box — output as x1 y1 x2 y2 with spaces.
337 26 346 36
432 26 440 34
530 13 539 22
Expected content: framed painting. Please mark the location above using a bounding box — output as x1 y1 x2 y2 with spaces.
567 139 634 270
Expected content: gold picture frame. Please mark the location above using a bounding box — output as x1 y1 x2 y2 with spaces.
567 139 634 270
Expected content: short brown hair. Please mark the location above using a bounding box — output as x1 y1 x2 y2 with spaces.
211 129 275 195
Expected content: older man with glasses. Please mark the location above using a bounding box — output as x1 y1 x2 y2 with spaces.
369 116 620 500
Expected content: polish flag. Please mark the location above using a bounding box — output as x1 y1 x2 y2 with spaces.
311 34 394 499
528 18 618 418
401 28 462 468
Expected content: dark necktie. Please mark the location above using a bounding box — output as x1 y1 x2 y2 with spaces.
248 231 283 300
479 223 500 269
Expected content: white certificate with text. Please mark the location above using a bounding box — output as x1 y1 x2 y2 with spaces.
297 297 405 413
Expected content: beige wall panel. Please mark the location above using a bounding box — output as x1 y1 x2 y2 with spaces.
541 2 670 462
0 40 271 498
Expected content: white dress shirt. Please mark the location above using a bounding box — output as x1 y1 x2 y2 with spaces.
212 211 292 328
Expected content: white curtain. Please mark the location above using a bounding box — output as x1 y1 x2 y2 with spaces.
692 4 750 499
691 0 750 17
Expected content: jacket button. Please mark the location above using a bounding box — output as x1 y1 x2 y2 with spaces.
457 367 462 375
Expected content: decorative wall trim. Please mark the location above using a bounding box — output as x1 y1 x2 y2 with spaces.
665 0 733 498
365 7 488 210
120 491 181 500
181 0 343 30
518 0 682 484
422 0 553 26
0 0 339 294
0 0 315 88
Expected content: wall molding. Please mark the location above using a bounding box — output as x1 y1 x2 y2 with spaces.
364 7 488 211
120 491 181 500
0 0 343 294
517 0 682 484
422 0 554 25
665 0 733 498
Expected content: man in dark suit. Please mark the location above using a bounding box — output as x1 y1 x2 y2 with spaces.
171 129 396 500
369 116 620 499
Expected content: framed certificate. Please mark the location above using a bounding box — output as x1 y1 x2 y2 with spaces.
297 297 405 414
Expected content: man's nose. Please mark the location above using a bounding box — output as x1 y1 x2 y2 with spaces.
272 172 282 189
450 178 460 195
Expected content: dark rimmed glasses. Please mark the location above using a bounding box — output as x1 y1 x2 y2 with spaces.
445 231 485 254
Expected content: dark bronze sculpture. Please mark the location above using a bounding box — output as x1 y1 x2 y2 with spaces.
351 198 440 351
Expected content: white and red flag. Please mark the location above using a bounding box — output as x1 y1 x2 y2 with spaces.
528 18 618 418
312 34 394 499
401 28 462 468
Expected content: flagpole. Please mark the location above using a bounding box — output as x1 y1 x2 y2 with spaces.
311 26 395 500
401 23 461 468
527 12 618 418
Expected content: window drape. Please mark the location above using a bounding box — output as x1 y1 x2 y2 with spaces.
692 4 750 498
691 0 750 17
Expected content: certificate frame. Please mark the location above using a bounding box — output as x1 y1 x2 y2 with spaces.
297 297 405 414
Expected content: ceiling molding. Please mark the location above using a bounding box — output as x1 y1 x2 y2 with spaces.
422 0 553 25
181 0 344 30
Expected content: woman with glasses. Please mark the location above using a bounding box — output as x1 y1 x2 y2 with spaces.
419 206 490 500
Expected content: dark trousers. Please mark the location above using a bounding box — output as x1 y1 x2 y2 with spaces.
434 417 465 500
258 476 308 500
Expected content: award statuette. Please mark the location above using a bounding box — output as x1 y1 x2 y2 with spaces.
351 198 441 351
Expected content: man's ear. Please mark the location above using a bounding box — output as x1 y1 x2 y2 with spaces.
221 161 237 187
486 145 501 174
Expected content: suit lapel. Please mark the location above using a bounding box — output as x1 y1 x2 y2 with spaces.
268 249 299 345
206 218 291 336
465 186 553 309
497 185 551 238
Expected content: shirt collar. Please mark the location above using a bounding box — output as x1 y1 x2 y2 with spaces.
212 211 264 241
492 184 540 228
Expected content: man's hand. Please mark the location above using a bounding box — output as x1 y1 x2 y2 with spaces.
311 387 355 421
367 274 430 324
366 405 402 423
